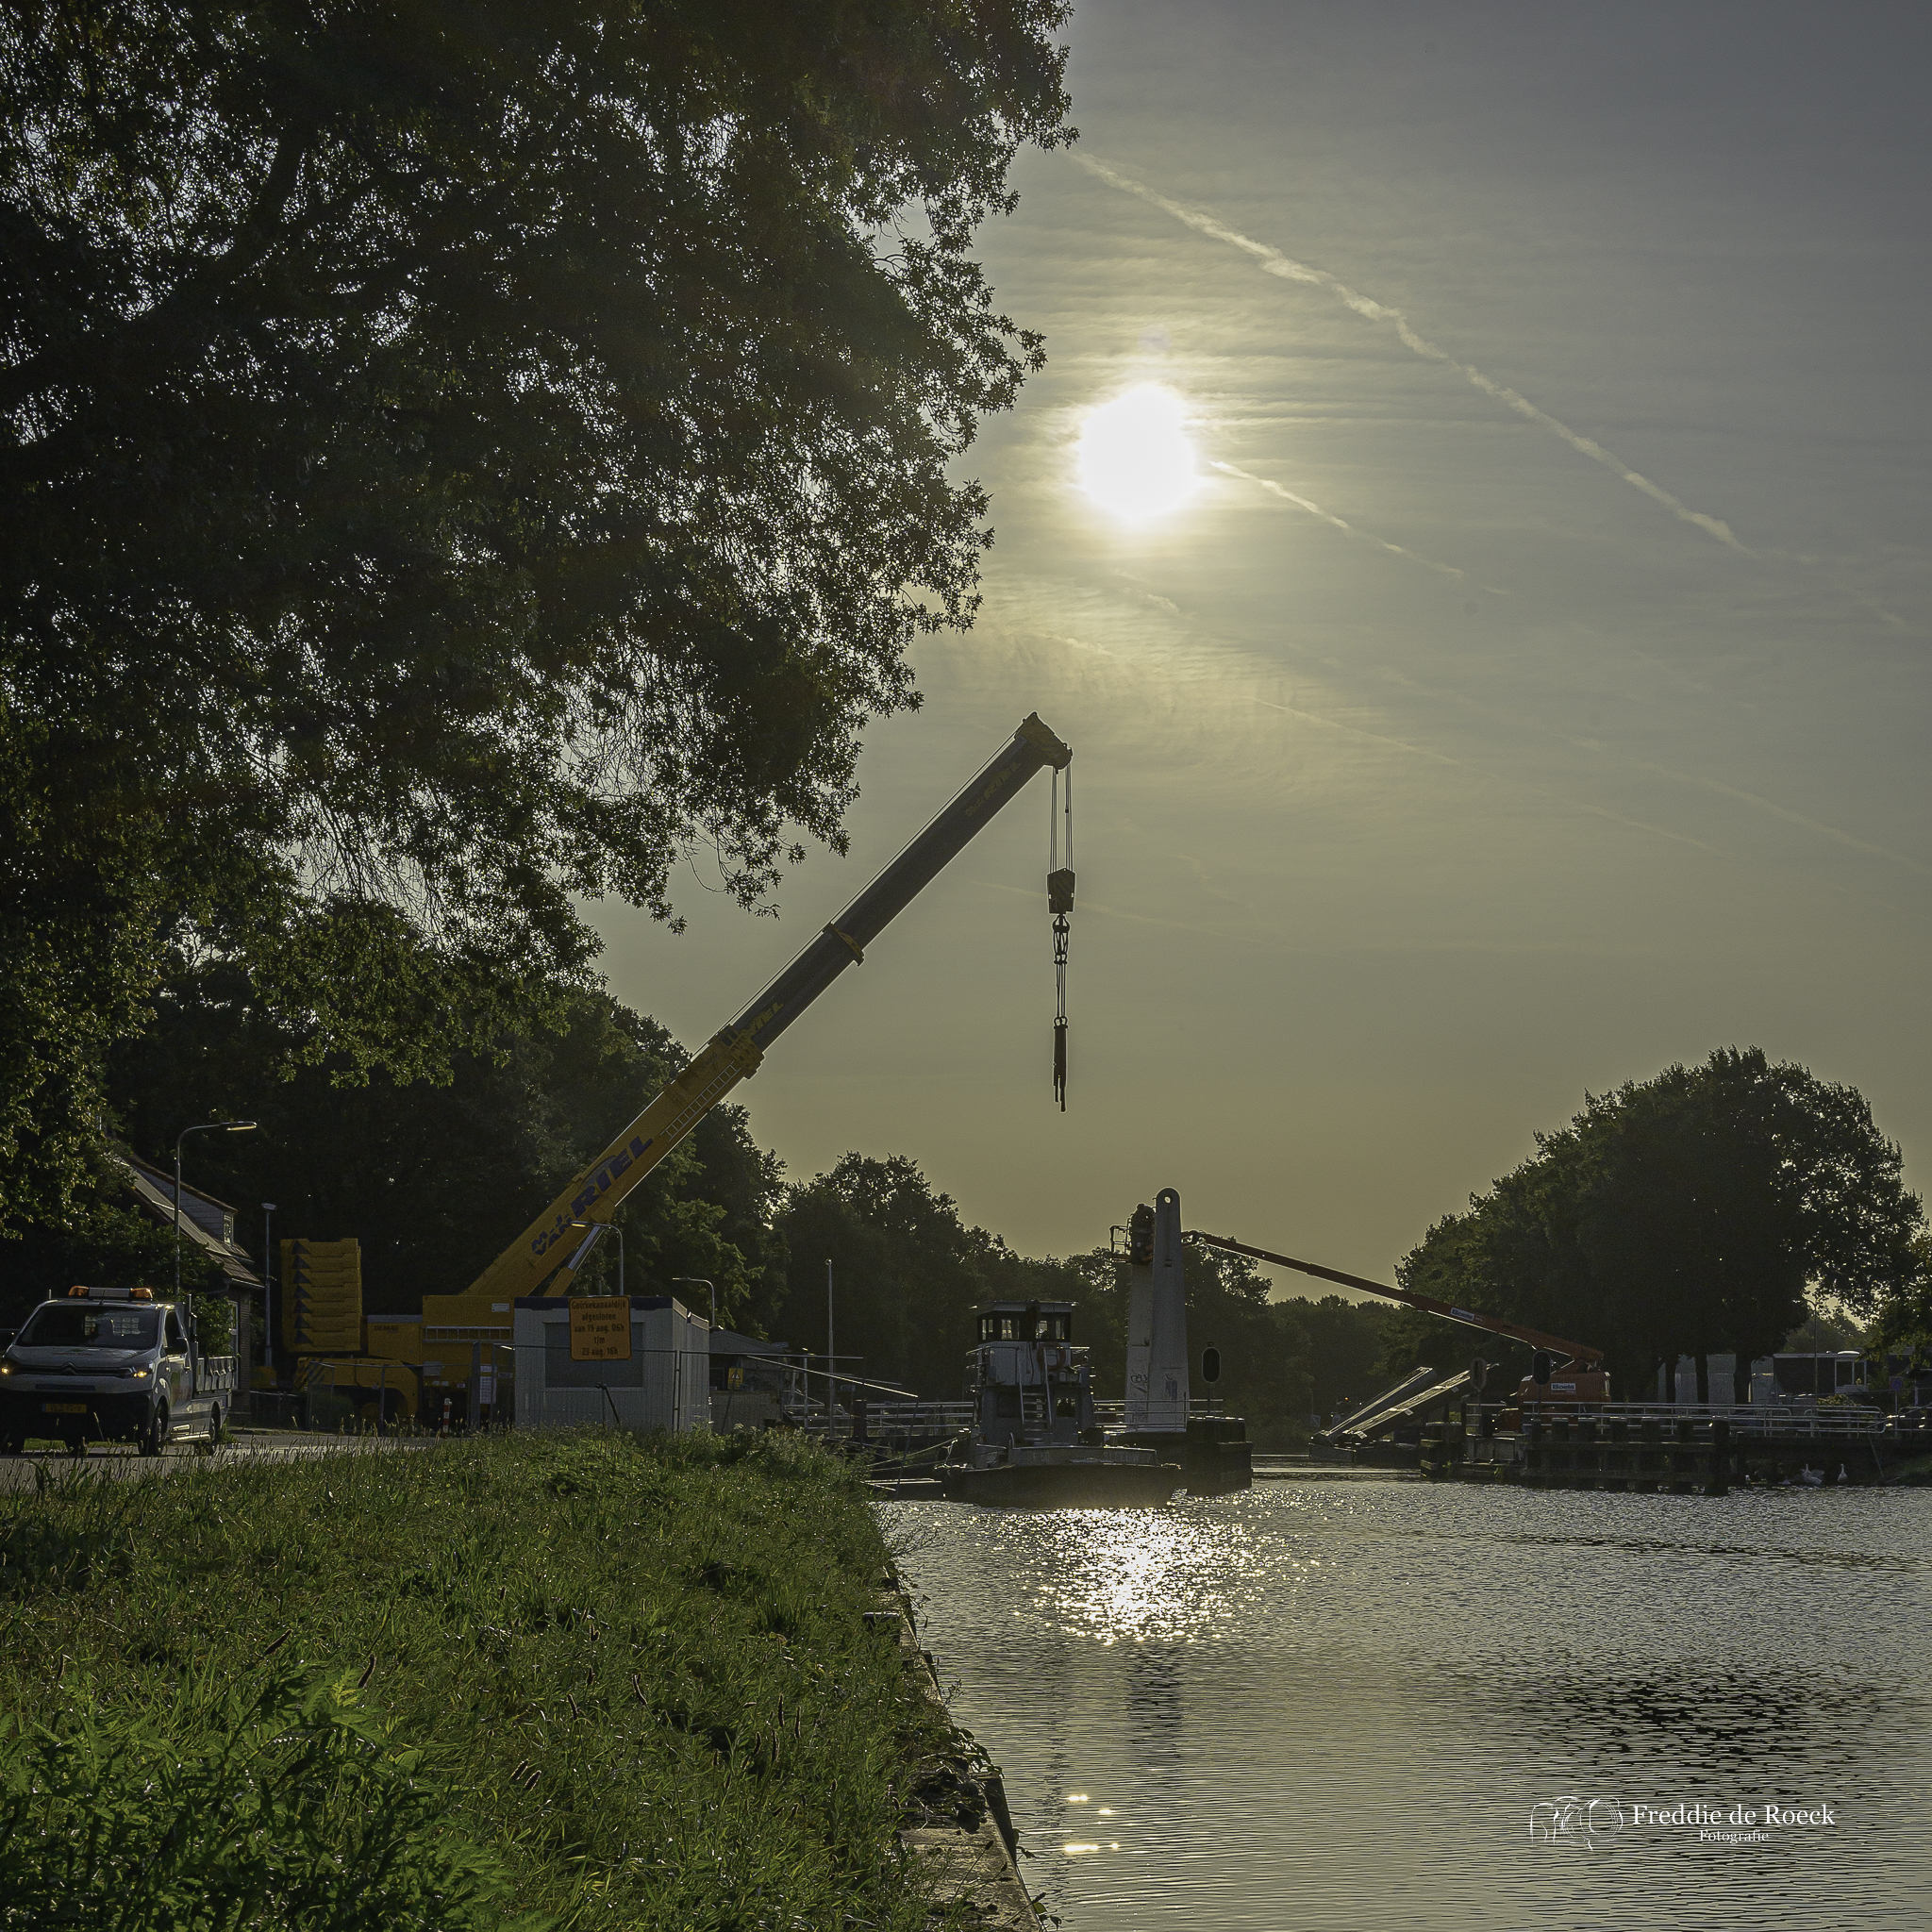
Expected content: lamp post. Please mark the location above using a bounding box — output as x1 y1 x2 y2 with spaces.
174 1121 257 1305
261 1201 277 1376
825 1257 835 1439
672 1276 717 1329
569 1219 623 1296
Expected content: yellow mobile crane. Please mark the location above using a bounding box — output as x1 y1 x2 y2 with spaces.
361 715 1076 1410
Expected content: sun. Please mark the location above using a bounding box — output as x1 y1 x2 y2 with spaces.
1076 385 1199 523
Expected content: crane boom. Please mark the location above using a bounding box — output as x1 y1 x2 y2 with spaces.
1186 1229 1605 1366
466 714 1074 1304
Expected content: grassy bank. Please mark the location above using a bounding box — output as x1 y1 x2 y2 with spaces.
0 1432 979 1931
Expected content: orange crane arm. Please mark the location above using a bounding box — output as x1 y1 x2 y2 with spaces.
1185 1230 1605 1366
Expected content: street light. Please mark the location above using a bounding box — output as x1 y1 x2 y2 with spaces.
261 1201 277 1375
569 1219 623 1296
672 1276 717 1329
175 1121 257 1304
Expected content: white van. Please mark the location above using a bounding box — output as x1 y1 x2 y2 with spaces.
0 1284 234 1456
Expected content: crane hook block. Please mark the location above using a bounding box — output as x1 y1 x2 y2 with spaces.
1047 867 1076 916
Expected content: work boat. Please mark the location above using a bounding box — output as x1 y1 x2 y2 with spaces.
938 1300 1182 1507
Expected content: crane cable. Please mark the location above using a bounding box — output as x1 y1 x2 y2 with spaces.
1047 760 1074 1109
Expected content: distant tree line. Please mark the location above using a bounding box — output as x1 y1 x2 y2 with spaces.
10 972 1922 1436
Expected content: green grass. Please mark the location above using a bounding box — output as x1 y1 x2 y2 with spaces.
0 1432 978 1931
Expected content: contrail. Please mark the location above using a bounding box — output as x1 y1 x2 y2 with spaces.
1076 154 1753 557
1215 459 1466 580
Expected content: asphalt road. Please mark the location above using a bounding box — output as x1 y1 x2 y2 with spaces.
0 1432 430 1491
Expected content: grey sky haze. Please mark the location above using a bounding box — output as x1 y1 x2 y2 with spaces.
593 2 1931 1292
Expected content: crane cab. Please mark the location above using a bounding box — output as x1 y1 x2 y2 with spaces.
1513 1353 1611 1407
967 1299 1093 1448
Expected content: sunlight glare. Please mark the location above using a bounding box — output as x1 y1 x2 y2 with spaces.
1076 385 1198 523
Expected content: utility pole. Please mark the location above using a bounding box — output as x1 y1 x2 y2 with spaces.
260 1201 276 1377
826 1257 835 1440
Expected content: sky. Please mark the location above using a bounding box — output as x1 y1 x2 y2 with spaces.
593 1 1932 1293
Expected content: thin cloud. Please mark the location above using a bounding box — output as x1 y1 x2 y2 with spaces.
1637 764 1931 875
1365 658 1927 876
1075 155 1754 557
1215 459 1467 580
1250 697 1731 859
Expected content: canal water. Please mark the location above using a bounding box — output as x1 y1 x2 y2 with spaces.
881 1476 1931 1931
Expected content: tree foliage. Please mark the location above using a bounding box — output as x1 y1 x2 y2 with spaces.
93 969 786 1328
1395 1048 1924 1397
771 1158 1391 1442
0 0 1074 1223
771 1153 1064 1397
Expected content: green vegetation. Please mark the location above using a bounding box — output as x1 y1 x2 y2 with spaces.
1 0 1074 1227
1395 1049 1926 1400
83 976 786 1328
0 1433 978 1931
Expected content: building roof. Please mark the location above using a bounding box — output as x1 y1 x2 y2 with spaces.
708 1328 790 1356
109 1149 261 1291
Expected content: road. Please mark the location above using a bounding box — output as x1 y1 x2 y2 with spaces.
0 1432 432 1491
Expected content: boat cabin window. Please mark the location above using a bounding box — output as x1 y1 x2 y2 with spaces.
975 1311 1073 1343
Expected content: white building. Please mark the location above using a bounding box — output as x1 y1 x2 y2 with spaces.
514 1294 710 1433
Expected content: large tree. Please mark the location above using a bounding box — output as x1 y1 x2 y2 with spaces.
0 0 1074 1222
1397 1048 1924 1399
89 970 788 1331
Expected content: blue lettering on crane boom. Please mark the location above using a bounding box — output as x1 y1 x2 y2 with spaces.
529 1138 652 1257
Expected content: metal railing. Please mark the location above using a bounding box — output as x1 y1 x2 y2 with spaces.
1507 1401 1888 1440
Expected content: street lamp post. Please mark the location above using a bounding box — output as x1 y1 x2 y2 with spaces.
568 1219 624 1296
174 1121 257 1306
672 1276 717 1329
825 1257 835 1439
260 1201 277 1378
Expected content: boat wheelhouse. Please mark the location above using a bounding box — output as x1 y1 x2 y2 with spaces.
941 1297 1180 1507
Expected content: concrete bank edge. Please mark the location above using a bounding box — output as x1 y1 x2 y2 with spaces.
878 1571 1041 1931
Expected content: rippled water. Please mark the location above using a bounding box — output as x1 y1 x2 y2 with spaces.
882 1476 1931 1932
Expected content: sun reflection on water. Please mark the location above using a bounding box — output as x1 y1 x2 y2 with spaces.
884 1483 1932 1932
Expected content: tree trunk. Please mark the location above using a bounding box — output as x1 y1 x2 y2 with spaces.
1695 1353 1710 1405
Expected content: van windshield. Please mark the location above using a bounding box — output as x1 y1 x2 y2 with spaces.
15 1306 160 1351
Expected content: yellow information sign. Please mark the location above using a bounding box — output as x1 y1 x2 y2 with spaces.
569 1298 632 1362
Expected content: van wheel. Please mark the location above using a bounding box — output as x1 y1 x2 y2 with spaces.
0 1432 23 1457
66 1434 88 1458
196 1406 223 1456
139 1405 168 1457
